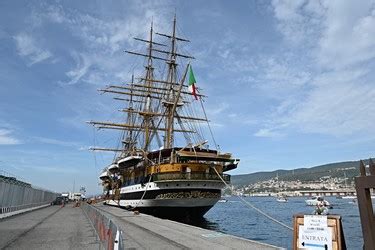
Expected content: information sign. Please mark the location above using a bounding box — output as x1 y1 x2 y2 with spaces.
298 225 332 250
293 214 346 250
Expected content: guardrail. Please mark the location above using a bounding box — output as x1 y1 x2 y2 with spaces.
0 201 50 214
81 203 124 250
152 172 231 182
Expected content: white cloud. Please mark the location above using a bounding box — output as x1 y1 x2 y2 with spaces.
14 33 52 65
272 0 323 44
206 102 229 116
272 0 375 70
35 3 171 85
0 129 21 145
33 136 81 148
261 0 375 138
317 0 375 69
24 165 79 174
254 128 283 138
264 58 311 86
252 57 311 100
65 53 92 85
283 78 375 136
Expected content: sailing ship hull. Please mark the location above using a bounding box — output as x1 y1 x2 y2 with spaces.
105 180 224 218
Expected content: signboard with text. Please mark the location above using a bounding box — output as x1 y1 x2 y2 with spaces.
293 214 346 250
298 225 332 250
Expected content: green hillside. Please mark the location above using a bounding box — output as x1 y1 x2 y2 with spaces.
231 159 368 187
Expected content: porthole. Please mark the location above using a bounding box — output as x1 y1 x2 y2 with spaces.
176 184 179 186
187 183 190 186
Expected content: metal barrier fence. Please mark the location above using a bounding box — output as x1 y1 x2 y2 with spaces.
0 171 58 215
81 203 124 250
1 201 50 214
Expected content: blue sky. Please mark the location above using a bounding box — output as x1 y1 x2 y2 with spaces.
1 0 375 194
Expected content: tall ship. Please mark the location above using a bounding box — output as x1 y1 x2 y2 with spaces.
89 16 239 218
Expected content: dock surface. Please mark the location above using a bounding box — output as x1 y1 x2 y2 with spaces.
0 203 282 249
0 205 99 249
95 203 281 249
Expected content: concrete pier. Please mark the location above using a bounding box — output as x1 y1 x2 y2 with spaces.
0 203 282 249
0 205 99 249
94 203 281 249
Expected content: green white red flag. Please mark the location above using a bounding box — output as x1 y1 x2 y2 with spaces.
188 65 198 100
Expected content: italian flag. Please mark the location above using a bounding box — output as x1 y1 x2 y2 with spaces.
188 65 198 100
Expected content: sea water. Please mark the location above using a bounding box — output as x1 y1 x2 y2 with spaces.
193 196 364 249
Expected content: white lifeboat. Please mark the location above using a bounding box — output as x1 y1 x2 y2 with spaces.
99 170 109 180
108 163 119 173
118 155 143 168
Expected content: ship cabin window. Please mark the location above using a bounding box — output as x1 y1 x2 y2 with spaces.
178 157 187 163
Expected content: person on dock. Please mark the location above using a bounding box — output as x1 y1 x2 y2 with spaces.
314 200 328 215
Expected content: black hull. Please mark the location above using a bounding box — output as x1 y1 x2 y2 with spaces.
106 202 213 219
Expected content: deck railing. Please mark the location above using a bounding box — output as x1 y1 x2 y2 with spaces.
152 172 231 183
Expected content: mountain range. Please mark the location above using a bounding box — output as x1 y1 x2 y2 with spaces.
230 159 370 187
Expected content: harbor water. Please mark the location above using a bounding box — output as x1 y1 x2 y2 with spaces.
190 196 365 250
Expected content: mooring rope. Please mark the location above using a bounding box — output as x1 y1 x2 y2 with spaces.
133 174 153 209
133 149 157 210
212 167 293 231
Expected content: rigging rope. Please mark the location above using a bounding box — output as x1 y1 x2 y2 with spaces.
199 98 219 150
92 126 99 174
211 167 293 231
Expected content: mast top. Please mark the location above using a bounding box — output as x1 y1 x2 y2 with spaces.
91 16 209 155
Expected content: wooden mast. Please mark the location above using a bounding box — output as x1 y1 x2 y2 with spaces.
143 21 154 151
161 14 188 149
89 16 209 155
122 74 135 154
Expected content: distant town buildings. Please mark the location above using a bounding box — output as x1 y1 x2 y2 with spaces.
233 175 355 196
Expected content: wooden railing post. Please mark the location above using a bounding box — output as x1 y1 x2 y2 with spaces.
355 159 375 250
